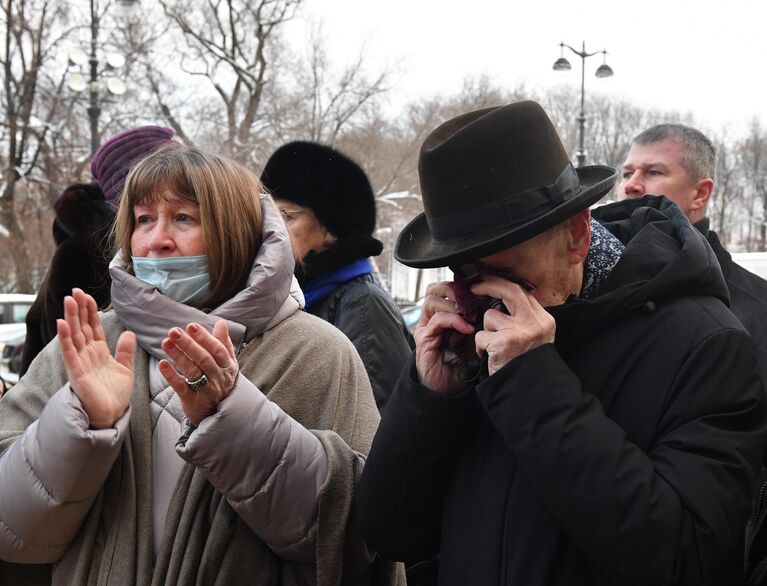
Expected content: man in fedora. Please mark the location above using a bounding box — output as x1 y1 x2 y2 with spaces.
356 101 767 585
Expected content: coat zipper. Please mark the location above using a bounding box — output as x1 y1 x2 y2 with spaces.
746 478 767 578
753 480 767 526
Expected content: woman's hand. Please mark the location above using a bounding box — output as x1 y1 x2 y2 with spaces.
57 288 136 429
159 319 239 426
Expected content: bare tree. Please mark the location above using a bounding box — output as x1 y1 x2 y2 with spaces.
158 0 302 162
1 0 74 291
542 86 693 170
739 119 767 251
709 132 741 246
299 28 390 145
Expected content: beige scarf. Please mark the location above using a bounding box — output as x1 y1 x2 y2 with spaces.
0 310 403 586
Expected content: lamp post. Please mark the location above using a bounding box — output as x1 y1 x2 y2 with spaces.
553 41 613 167
67 0 137 155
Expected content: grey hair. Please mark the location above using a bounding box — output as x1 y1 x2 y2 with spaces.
632 123 716 182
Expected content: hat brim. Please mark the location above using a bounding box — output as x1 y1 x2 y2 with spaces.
394 165 618 268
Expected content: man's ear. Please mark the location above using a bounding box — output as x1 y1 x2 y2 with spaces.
690 177 714 213
567 209 591 265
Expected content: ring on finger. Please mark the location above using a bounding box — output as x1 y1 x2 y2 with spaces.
184 373 208 390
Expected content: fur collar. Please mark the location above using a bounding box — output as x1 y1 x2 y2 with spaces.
297 235 382 286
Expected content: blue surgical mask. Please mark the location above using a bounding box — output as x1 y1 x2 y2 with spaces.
132 255 212 305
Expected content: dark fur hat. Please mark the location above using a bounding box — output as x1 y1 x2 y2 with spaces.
260 141 376 238
53 182 114 241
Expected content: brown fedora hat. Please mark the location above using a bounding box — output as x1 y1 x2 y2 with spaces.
394 101 618 268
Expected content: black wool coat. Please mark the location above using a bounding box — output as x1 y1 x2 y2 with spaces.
357 197 767 585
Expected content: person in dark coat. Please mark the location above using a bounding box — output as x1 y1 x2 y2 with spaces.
620 125 767 585
20 183 114 376
20 126 176 376
620 123 767 384
260 141 413 410
355 101 767 585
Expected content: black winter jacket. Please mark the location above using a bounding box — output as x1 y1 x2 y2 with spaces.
357 197 767 585
696 219 767 385
310 273 413 410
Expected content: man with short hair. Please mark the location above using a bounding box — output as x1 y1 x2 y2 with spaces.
620 123 767 382
356 102 767 585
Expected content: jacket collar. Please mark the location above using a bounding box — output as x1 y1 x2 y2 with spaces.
297 235 382 286
109 194 304 360
552 196 729 354
694 218 734 275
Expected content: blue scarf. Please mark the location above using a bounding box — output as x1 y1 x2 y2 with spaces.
303 258 373 310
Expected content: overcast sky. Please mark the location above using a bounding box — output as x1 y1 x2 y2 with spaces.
289 0 766 138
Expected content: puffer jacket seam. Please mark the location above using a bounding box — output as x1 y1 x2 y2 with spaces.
155 390 173 412
156 390 183 424
228 421 320 550
228 419 293 505
228 454 287 506
21 433 61 507
270 523 317 553
0 518 23 549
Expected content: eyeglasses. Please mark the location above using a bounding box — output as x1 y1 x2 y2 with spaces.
279 208 309 222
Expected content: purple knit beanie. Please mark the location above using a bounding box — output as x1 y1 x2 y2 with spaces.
90 125 176 206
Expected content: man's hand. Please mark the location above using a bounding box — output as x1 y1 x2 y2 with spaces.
471 274 555 376
58 288 136 429
415 281 475 394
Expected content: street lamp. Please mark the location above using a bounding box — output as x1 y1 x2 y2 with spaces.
552 41 614 167
67 0 138 155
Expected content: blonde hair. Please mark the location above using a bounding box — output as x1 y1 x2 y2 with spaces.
113 144 263 308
